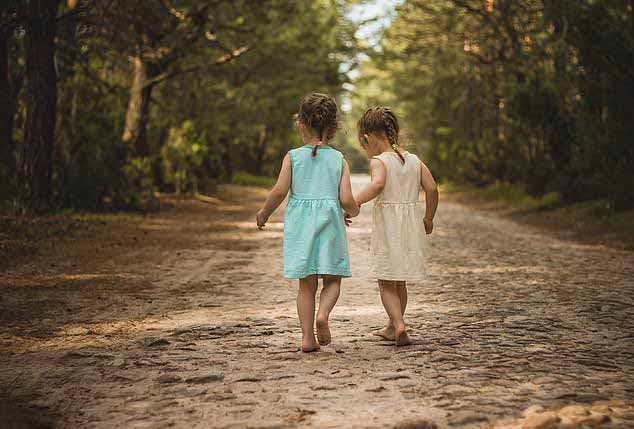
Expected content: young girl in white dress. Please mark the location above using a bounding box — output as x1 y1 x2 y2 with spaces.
354 107 439 346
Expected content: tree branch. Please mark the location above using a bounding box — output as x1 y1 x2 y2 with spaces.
144 45 251 87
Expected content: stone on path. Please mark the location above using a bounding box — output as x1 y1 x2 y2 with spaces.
185 373 224 384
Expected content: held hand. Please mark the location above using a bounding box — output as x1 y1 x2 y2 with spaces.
344 213 352 227
423 217 433 234
256 210 268 230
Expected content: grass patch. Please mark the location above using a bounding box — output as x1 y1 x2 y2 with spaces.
231 171 275 188
440 181 560 210
441 180 634 249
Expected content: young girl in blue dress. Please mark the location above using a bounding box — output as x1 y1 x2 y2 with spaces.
256 93 359 352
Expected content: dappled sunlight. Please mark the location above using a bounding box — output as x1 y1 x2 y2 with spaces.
3 0 632 426
441 265 547 275
0 273 140 288
208 220 284 232
0 319 148 353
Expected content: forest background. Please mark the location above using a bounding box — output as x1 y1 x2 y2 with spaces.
1 0 632 217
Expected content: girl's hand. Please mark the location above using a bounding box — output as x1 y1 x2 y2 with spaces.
344 213 352 227
256 210 268 230
423 217 433 234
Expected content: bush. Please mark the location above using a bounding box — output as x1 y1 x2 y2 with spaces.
231 171 275 187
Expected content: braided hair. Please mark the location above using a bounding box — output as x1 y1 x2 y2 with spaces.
357 107 405 164
297 93 338 157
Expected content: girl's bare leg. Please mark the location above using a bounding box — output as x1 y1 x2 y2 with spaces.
316 275 341 346
397 281 408 314
373 280 407 340
297 275 319 352
378 280 411 346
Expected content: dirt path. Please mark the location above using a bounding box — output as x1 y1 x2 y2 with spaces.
1 176 633 428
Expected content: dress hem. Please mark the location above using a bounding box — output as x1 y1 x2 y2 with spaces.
284 269 352 279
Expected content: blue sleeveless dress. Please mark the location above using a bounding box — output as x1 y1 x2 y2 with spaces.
283 145 352 279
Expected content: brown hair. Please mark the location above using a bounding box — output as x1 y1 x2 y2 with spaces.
297 93 338 157
357 106 405 164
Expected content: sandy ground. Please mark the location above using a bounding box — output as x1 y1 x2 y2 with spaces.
1 175 633 428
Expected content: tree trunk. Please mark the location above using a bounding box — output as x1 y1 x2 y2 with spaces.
255 124 270 175
0 27 15 200
16 0 61 214
122 56 155 156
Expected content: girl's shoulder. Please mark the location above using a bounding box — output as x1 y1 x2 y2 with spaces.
287 146 344 167
406 152 422 164
327 146 344 159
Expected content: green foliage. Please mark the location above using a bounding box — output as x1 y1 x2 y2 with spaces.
121 156 155 206
161 121 210 194
1 0 358 212
354 0 634 210
231 171 275 187
442 180 561 210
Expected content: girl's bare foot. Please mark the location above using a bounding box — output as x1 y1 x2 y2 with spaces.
301 335 321 352
371 326 395 340
394 324 412 346
315 317 331 346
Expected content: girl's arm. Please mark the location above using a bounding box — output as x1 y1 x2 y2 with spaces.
256 154 292 229
420 160 439 234
355 158 386 206
339 159 360 217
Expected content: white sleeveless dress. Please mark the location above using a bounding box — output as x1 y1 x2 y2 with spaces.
370 152 426 281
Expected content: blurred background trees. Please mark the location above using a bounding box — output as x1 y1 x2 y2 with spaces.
354 0 634 210
1 0 356 213
1 0 632 214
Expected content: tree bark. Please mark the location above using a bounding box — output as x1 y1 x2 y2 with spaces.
16 0 61 214
255 124 270 175
122 56 156 156
0 27 15 199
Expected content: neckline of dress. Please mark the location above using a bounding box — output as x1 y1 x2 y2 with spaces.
303 144 332 150
380 150 408 156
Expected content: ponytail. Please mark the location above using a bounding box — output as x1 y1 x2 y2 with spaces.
358 106 404 165
392 143 405 164
384 113 405 165
311 128 324 157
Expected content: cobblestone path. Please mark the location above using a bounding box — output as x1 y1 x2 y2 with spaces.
1 177 632 428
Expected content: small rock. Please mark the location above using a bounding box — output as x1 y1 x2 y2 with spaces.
63 350 93 359
269 374 295 380
522 405 546 417
612 408 634 421
157 374 181 384
378 372 411 381
313 385 337 391
523 411 560 429
574 412 610 425
235 373 262 382
559 405 589 417
135 358 166 367
365 386 385 393
186 373 224 384
206 393 237 401
539 390 577 400
142 337 170 347
395 418 437 429
448 412 488 426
